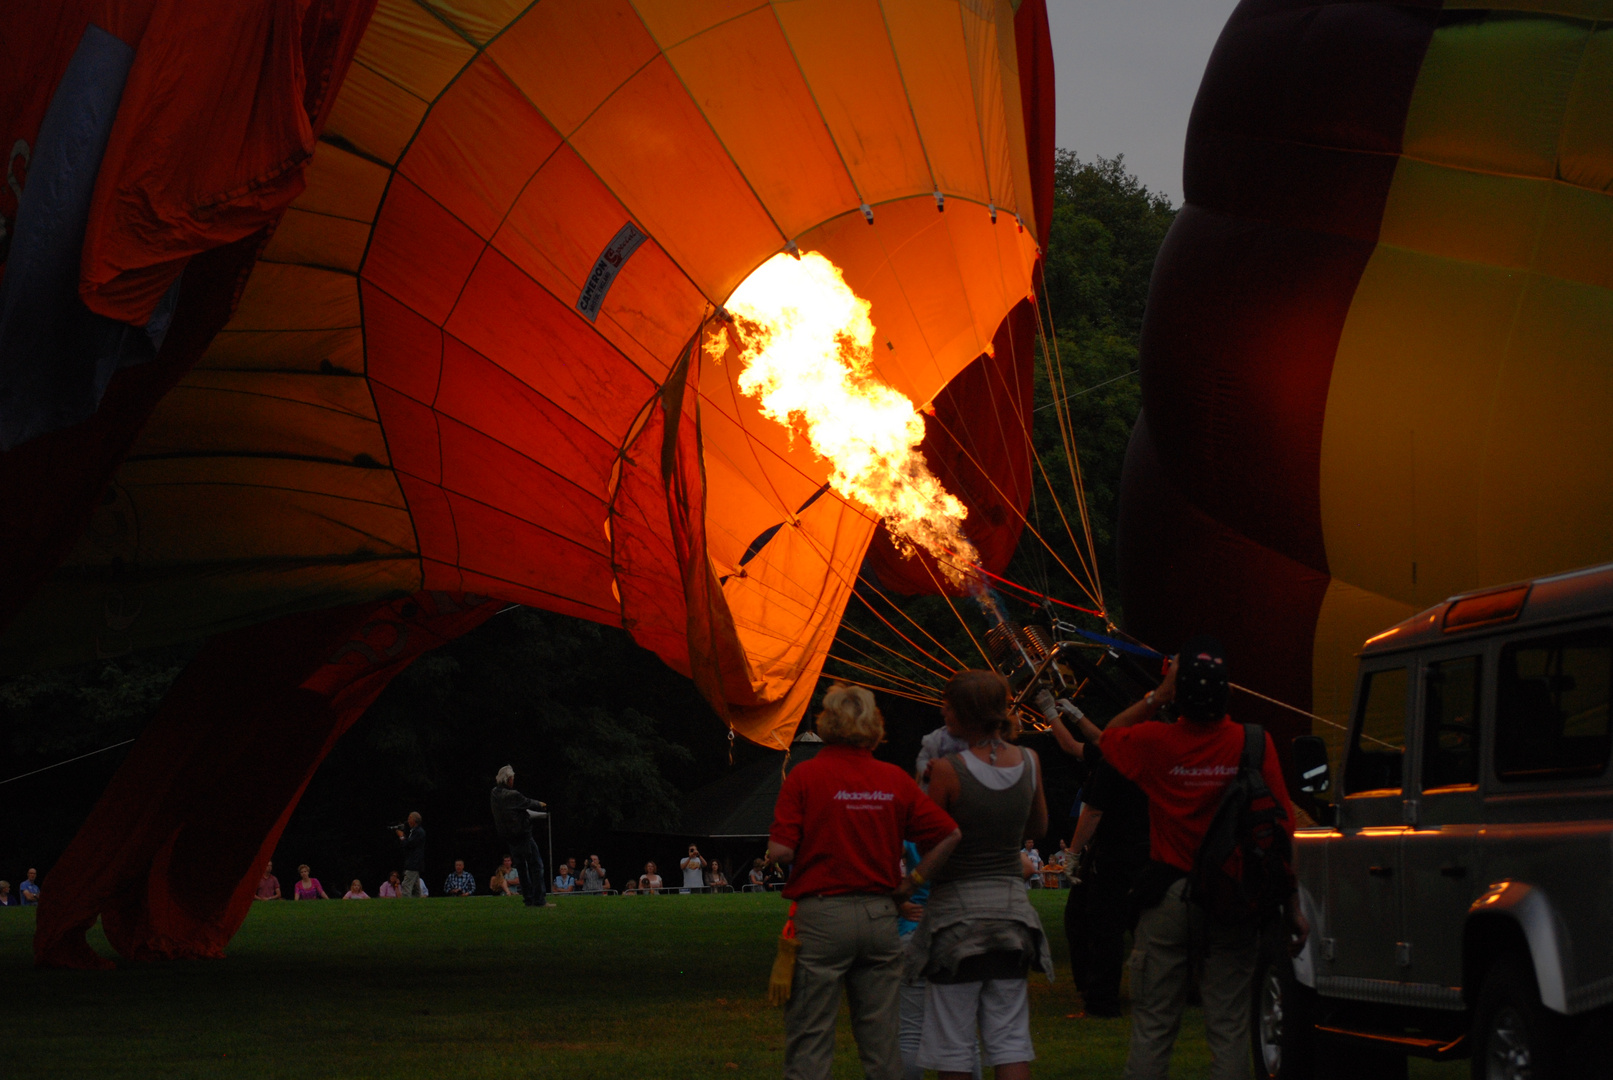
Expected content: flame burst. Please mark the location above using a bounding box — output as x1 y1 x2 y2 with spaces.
711 252 980 590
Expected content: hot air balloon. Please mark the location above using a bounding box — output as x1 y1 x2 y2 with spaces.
1120 0 1613 762
0 0 1054 966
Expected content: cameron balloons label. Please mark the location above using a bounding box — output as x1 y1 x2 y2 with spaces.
576 222 647 322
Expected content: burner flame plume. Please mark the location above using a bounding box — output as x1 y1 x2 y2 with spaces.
710 252 980 590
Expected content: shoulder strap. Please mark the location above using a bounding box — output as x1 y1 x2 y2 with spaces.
1241 723 1264 772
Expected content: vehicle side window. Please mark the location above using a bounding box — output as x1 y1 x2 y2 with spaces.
1423 656 1481 789
1496 627 1612 782
1345 666 1408 795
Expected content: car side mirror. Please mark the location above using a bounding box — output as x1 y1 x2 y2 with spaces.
1292 735 1332 795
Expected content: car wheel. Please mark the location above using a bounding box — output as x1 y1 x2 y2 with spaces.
1471 951 1566 1080
1252 936 1315 1080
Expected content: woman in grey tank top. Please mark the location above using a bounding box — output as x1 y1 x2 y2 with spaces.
909 671 1053 1080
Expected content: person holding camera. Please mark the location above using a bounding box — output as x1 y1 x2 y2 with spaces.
580 855 609 893
679 844 708 893
1098 638 1306 1080
490 765 548 908
393 812 426 897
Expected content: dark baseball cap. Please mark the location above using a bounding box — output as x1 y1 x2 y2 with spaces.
1176 635 1228 723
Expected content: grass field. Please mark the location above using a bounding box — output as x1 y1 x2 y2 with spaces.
2 891 1466 1078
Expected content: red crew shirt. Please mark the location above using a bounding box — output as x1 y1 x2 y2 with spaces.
769 744 957 899
1101 716 1295 874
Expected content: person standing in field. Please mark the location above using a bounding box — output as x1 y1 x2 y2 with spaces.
910 670 1053 1080
395 812 426 897
767 683 962 1080
680 844 708 892
1098 638 1306 1080
20 868 40 906
490 766 548 908
580 855 609 893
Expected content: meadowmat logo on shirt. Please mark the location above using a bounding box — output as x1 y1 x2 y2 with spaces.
834 790 895 801
1169 764 1238 779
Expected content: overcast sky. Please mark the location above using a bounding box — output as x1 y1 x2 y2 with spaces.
1046 1 1241 207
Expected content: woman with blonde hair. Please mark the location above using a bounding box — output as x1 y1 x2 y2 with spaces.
909 670 1053 1080
767 683 962 1080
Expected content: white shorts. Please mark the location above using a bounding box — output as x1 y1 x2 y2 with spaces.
918 978 1034 1070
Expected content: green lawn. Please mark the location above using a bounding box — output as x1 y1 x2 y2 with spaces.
2 891 1464 1078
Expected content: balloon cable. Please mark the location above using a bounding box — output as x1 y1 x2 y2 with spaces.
0 738 137 787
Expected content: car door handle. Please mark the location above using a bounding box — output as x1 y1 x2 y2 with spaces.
1368 865 1394 878
1439 865 1468 879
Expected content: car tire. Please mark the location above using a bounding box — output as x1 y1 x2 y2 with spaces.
1252 935 1316 1080
1471 951 1567 1080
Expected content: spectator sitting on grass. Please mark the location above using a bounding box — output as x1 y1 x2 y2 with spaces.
20 868 40 906
444 860 475 896
342 879 370 900
379 871 402 897
256 861 281 901
580 855 608 893
638 862 663 893
490 856 520 896
0 881 14 906
553 864 576 893
749 858 767 888
293 865 329 900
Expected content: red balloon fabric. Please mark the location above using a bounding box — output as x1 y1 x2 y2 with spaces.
34 591 501 969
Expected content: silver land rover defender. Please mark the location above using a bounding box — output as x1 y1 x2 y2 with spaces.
1255 564 1613 1080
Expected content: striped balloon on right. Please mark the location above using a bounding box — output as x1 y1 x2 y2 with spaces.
1119 0 1613 760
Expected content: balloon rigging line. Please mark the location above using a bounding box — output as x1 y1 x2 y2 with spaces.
851 578 971 673
830 631 948 690
1029 264 1106 611
0 738 137 787
1033 368 1138 412
914 549 994 670
966 563 1103 617
1116 626 1391 754
825 652 945 698
1004 289 1104 604
837 620 955 683
1007 304 1106 608
1226 680 1392 750
824 675 943 708
827 649 942 699
922 407 1105 612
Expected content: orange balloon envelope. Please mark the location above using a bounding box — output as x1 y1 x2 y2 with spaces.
1 0 1055 966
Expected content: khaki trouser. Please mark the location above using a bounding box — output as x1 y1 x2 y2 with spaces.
400 870 424 897
1124 877 1258 1080
784 894 903 1080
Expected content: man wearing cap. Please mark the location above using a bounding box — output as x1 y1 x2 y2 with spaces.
490 765 548 908
1098 637 1307 1080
